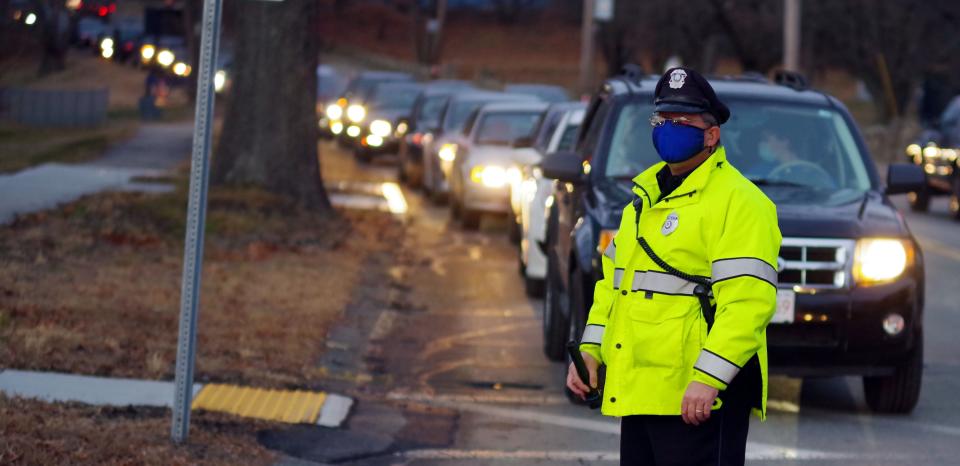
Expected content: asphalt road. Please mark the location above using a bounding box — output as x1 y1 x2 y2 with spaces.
303 142 960 465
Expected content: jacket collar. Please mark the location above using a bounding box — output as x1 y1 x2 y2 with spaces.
631 146 728 208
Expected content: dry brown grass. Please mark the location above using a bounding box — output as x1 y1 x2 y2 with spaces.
0 176 396 388
0 394 276 465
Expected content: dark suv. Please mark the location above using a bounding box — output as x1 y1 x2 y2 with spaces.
540 68 928 413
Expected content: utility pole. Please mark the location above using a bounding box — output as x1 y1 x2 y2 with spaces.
783 0 801 71
578 0 596 96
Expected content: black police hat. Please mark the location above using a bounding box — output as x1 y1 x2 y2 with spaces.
654 67 730 125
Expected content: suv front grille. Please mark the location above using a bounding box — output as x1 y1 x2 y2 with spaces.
778 238 855 290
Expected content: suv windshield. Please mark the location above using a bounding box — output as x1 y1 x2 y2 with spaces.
371 87 419 110
474 112 542 146
603 99 872 192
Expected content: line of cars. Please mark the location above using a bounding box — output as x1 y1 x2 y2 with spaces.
321 66 931 414
319 70 574 235
904 95 960 219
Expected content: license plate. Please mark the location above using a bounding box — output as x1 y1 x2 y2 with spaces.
772 289 796 324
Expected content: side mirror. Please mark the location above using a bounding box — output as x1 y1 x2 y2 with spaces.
512 136 534 149
885 163 926 195
540 151 584 183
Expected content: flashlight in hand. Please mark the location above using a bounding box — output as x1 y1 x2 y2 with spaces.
567 341 602 409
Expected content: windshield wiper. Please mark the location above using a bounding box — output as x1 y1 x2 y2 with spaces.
748 178 810 188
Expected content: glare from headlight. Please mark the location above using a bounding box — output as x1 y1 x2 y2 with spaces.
905 143 921 157
471 166 509 188
366 135 384 147
172 62 190 77
941 148 958 161
100 37 114 50
331 121 344 135
346 125 361 138
438 143 457 162
854 238 909 284
507 167 522 187
325 104 343 121
922 145 939 158
101 47 114 59
157 50 175 67
141 44 156 60
370 119 392 138
521 178 538 202
396 121 408 135
347 104 366 123
25 12 36 25
214 70 226 92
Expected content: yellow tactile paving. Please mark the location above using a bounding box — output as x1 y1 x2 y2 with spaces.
191 384 327 424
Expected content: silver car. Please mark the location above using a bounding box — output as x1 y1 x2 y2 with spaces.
515 102 585 296
449 101 549 229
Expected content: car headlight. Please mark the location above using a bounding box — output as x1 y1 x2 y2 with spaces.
141 44 156 60
101 47 114 59
330 121 344 135
214 70 226 92
346 104 366 123
396 121 408 136
922 145 939 159
438 143 457 162
100 37 114 50
470 165 509 188
370 119 392 138
941 148 958 162
325 104 343 121
598 229 617 255
346 125 361 138
853 238 912 285
905 143 921 157
172 62 190 77
156 49 175 67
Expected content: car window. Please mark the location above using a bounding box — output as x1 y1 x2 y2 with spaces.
604 101 659 179
534 111 562 153
371 87 419 110
556 124 580 152
418 95 448 128
722 101 871 191
579 99 612 159
474 112 543 146
600 99 872 192
444 100 486 132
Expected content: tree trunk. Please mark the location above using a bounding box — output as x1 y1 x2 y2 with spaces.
212 0 330 211
37 0 67 75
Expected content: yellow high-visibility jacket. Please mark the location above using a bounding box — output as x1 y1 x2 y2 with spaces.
580 146 781 419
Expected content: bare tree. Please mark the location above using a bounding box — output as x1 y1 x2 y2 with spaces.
213 0 330 210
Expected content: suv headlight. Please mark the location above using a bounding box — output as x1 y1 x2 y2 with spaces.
347 104 366 123
370 119 392 137
438 143 457 162
854 238 912 285
470 165 509 188
325 104 343 121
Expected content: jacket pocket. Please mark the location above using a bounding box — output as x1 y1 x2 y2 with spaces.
625 292 699 373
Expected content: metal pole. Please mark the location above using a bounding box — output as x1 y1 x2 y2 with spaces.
578 0 596 96
171 0 223 444
783 0 801 71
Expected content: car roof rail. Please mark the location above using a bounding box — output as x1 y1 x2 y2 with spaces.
773 70 809 91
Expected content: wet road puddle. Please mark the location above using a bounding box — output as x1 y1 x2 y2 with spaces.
328 180 407 215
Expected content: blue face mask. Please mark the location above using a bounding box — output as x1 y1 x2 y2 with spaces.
651 121 705 163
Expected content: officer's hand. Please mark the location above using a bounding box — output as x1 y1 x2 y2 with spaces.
565 352 598 400
681 381 719 426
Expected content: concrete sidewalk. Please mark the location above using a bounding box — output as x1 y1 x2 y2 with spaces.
0 121 193 224
0 369 352 428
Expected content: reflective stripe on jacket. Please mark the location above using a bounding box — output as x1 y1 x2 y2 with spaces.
579 146 782 419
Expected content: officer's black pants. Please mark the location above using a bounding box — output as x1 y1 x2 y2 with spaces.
619 358 760 466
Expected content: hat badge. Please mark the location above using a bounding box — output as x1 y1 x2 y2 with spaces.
668 69 687 89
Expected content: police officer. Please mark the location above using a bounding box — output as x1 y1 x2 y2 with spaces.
566 67 782 465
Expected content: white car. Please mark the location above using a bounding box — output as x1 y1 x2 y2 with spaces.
423 92 538 201
515 103 585 296
449 101 549 229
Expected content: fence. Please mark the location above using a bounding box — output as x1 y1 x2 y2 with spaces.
0 87 109 128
